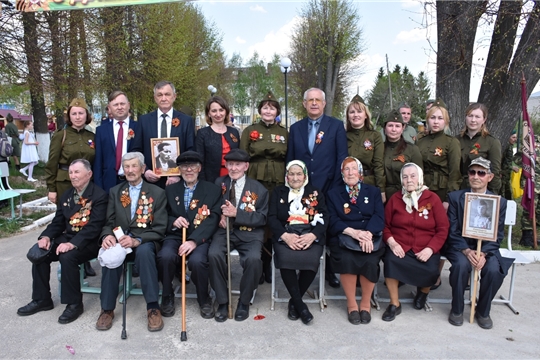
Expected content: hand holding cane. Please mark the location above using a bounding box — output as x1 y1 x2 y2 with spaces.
181 227 187 341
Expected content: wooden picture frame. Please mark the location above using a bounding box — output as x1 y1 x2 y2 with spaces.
462 193 500 242
150 137 180 177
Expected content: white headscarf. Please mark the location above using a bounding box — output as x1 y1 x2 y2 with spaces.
400 163 429 213
285 160 309 203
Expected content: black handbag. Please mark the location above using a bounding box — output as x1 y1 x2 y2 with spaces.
338 231 383 252
280 224 314 249
26 243 53 264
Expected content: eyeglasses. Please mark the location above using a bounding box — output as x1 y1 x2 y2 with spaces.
468 169 488 177
179 164 198 171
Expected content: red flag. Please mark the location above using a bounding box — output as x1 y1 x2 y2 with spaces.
521 77 536 218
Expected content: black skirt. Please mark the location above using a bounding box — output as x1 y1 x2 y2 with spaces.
383 249 441 287
274 242 323 272
329 243 385 283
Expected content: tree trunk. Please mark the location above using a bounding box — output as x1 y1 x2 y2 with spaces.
67 11 80 100
45 12 67 129
78 11 93 114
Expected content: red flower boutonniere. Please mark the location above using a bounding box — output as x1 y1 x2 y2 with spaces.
393 154 405 163
69 197 92 232
189 199 199 210
194 204 210 228
434 147 443 156
363 139 373 150
120 188 130 208
418 203 432 219
126 128 135 140
230 133 238 143
343 203 351 214
172 118 180 127
240 191 258 212
136 192 154 228
250 130 260 141
88 139 95 149
316 131 324 144
470 143 480 154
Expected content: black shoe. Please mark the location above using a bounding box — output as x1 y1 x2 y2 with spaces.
348 310 361 325
58 303 84 324
519 230 534 247
215 303 228 322
359 310 371 324
17 299 54 316
200 297 214 319
413 290 428 310
325 273 340 288
84 261 96 278
288 300 299 321
475 313 493 329
161 295 175 317
382 303 401 322
448 311 463 326
299 308 313 325
234 301 249 321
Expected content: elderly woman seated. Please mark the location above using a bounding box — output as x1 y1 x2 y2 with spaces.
382 163 449 321
326 157 385 325
268 160 328 325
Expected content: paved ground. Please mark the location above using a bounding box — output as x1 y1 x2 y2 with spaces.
1 227 539 359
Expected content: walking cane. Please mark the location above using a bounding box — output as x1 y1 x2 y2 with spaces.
469 239 482 324
181 227 187 341
121 261 128 339
226 217 233 319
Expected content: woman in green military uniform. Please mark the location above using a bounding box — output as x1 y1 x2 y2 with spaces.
345 95 386 202
45 98 96 204
456 103 502 194
383 110 423 200
417 98 462 205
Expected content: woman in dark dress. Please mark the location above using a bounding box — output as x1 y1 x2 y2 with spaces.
326 157 385 325
268 160 328 325
195 96 240 183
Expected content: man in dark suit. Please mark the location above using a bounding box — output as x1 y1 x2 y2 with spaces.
208 149 268 322
157 151 221 319
95 152 168 332
133 80 195 189
94 91 139 193
286 87 348 288
446 157 513 330
17 159 108 324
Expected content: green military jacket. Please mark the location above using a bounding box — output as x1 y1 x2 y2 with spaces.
456 132 502 194
383 140 423 200
45 126 96 197
5 122 21 157
240 121 288 191
347 127 385 191
417 130 462 201
380 123 417 145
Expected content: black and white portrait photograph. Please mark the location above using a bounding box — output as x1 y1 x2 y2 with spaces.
462 193 500 241
151 137 180 176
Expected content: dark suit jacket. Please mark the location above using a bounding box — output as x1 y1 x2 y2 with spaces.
164 180 221 246
213 175 268 241
154 156 177 170
268 184 328 246
41 182 108 254
101 180 167 248
286 115 348 194
94 118 139 193
326 182 385 243
195 125 240 183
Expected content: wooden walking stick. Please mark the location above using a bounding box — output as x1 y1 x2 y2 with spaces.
469 239 482 324
121 261 128 339
226 217 233 319
181 227 187 341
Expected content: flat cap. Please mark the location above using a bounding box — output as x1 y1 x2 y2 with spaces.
469 156 491 171
176 150 203 165
224 148 250 162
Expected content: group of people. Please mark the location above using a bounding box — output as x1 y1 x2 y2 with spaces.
16 83 512 334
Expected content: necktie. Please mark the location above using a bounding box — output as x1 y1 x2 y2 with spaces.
229 180 237 207
308 121 318 153
115 121 124 172
160 114 167 138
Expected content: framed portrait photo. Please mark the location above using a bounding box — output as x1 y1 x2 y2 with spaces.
150 137 180 177
462 193 500 241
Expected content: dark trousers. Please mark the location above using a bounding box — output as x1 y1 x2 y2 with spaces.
157 239 210 306
445 248 506 317
100 242 159 311
32 242 96 305
208 233 262 305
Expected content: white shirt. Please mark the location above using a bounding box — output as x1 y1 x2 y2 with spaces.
113 119 128 175
157 109 174 138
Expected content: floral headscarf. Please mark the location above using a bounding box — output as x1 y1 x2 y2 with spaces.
400 163 429 213
285 160 309 202
341 156 363 204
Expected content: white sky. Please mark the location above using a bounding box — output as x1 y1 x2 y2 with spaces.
197 0 540 101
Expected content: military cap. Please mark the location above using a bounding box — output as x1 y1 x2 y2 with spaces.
261 91 278 103
384 109 404 125
176 150 203 165
68 98 89 110
432 97 447 109
350 94 366 105
469 156 491 171
224 148 250 162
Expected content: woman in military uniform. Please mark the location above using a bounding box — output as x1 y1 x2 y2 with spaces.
417 98 462 205
456 103 502 194
240 92 288 284
383 110 423 200
345 95 386 202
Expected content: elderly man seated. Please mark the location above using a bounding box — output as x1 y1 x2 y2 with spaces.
209 149 268 322
157 151 221 319
445 157 513 329
17 159 108 324
96 152 167 332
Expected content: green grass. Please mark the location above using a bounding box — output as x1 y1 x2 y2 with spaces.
0 210 51 238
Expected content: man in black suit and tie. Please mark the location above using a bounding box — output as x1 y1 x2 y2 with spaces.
157 151 221 319
95 152 168 332
133 80 195 189
286 87 348 288
17 159 108 324
209 149 268 322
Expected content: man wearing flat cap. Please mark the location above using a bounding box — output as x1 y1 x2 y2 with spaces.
157 151 222 319
208 148 269 322
445 157 513 330
17 159 108 324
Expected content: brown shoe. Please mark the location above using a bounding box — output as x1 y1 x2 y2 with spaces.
96 310 114 331
147 309 164 332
